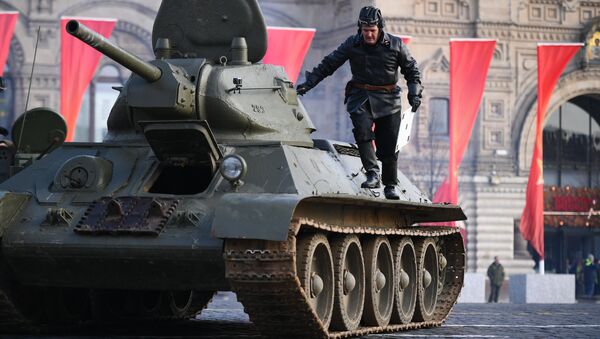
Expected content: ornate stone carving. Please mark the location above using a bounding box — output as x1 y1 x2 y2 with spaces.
485 99 506 121
429 49 449 73
487 128 505 148
422 48 450 85
30 0 54 14
26 23 56 47
420 0 470 20
560 0 578 12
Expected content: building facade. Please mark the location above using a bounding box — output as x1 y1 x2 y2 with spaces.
2 0 599 274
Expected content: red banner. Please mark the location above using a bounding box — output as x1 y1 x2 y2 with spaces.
520 43 583 257
433 39 496 207
0 12 18 76
61 17 116 141
395 35 411 45
263 27 315 84
428 39 495 239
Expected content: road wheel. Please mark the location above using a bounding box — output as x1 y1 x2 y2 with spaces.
45 287 91 324
296 232 334 329
167 290 194 318
330 235 365 331
391 237 417 324
414 237 439 322
11 283 46 323
363 236 394 326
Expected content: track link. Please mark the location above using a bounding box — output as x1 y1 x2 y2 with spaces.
225 217 465 338
0 266 33 333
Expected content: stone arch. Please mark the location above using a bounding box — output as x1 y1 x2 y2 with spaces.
516 68 600 172
58 0 157 58
260 7 304 27
493 46 502 61
0 2 21 13
59 0 155 76
58 0 157 19
112 20 153 57
420 48 450 81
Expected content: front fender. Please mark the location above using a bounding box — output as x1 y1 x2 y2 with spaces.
213 193 301 241
0 192 31 238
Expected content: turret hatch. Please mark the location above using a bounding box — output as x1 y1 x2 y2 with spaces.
152 0 268 63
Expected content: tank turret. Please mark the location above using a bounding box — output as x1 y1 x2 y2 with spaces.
65 2 314 147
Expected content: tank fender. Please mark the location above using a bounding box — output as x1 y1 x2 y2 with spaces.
213 193 301 241
0 192 31 238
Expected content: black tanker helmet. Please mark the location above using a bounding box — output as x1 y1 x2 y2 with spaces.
357 6 385 30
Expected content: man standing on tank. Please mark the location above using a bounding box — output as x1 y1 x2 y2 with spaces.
296 6 423 200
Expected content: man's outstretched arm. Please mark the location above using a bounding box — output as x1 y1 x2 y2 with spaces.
297 37 353 95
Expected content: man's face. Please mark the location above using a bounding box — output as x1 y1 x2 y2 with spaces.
361 25 379 45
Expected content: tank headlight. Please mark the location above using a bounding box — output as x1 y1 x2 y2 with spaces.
219 154 247 183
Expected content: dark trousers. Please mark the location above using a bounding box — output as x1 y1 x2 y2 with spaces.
349 101 401 186
488 283 501 303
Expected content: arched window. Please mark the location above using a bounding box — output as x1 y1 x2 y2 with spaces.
74 64 124 142
543 95 600 188
429 97 449 136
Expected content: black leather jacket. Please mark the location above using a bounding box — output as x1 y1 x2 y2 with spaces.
305 32 421 89
304 32 421 117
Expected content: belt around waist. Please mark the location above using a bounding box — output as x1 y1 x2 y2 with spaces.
351 82 397 92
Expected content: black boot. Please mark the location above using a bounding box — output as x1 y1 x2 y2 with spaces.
358 142 380 188
362 170 380 188
384 185 400 200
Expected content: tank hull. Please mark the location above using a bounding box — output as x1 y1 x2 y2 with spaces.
2 238 226 291
0 140 466 336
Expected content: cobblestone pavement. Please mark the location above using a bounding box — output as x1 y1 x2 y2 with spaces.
5 292 600 338
199 292 600 339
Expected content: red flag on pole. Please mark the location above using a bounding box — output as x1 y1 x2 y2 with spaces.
61 17 116 141
432 39 496 229
0 12 18 76
520 43 583 258
263 27 315 84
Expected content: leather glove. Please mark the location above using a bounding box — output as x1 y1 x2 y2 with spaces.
408 82 424 112
408 95 421 112
296 82 312 96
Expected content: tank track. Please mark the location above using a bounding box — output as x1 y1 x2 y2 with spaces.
225 217 464 339
0 272 214 334
0 267 32 333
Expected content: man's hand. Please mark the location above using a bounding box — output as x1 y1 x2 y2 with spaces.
408 94 421 112
296 82 312 96
407 82 423 112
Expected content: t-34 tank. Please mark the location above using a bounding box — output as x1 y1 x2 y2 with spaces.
0 1 466 337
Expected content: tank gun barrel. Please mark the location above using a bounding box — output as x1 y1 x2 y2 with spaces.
66 20 162 82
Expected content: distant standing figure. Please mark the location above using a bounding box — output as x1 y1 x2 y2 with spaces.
487 256 505 303
583 254 597 298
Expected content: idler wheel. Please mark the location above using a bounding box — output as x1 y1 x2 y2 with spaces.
296 232 334 329
391 237 417 324
363 236 394 326
330 235 365 331
414 237 439 322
